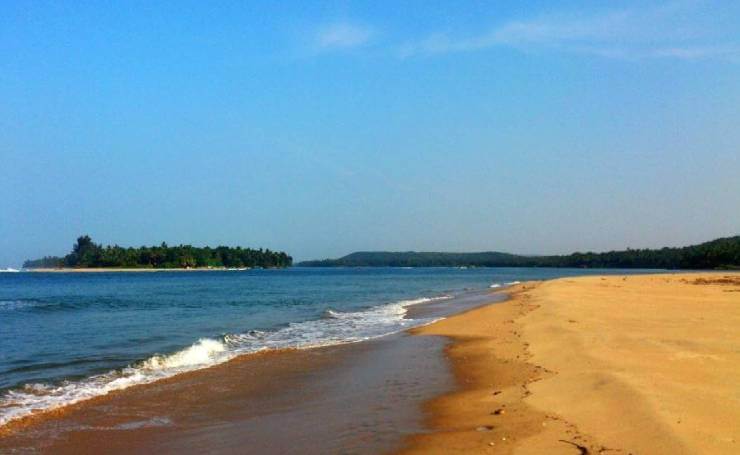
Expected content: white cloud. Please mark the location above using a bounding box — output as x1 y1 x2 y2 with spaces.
398 2 740 61
648 45 740 60
315 22 373 51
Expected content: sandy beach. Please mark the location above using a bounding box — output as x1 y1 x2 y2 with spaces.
404 273 740 454
3 272 739 453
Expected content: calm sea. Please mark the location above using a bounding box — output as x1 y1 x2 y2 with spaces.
0 267 657 426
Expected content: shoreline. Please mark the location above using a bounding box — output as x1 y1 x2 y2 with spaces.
0 290 492 432
403 273 740 454
23 267 253 273
0 289 502 453
401 282 561 453
0 334 453 454
5 272 738 452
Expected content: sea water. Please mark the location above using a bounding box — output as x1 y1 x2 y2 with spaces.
0 267 656 426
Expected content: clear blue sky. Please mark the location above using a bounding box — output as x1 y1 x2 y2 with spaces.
2 1 739 266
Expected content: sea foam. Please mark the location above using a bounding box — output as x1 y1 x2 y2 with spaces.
0 294 451 427
0 299 40 311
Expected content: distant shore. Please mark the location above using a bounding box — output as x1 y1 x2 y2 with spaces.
403 273 740 454
24 267 249 273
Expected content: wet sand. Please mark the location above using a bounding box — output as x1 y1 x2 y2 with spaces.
0 336 452 454
404 273 740 454
0 291 502 453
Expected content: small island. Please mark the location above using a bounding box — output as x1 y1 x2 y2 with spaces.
24 236 292 270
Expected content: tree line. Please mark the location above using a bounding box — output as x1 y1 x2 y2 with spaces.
298 235 740 269
24 236 292 269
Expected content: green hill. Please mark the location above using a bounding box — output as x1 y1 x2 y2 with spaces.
298 236 740 269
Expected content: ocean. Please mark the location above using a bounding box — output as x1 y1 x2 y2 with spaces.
0 267 656 427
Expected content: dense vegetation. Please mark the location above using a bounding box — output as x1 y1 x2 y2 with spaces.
298 236 740 270
24 236 292 269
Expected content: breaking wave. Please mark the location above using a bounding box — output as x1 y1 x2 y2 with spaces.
0 294 451 427
0 299 41 311
490 281 522 289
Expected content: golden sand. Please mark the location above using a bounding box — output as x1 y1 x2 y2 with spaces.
403 273 740 454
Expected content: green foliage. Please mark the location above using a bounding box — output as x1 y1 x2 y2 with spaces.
298 236 740 270
22 256 65 268
300 251 522 267
23 236 292 269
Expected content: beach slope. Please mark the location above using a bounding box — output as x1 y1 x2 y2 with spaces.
404 273 740 454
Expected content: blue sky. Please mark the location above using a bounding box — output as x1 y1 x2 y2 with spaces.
1 0 739 266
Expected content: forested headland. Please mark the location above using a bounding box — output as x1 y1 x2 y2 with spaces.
24 236 292 269
298 235 740 269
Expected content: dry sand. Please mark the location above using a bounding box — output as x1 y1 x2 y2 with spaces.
403 273 740 454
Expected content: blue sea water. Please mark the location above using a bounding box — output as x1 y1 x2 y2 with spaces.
0 267 657 425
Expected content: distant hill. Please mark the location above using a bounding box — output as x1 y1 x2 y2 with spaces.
297 236 740 270
300 251 523 267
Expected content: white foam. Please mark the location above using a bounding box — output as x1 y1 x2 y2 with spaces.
0 300 39 311
0 294 452 427
0 339 236 427
141 338 229 370
112 416 172 430
0 268 20 273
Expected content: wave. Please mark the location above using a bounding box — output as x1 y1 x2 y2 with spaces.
0 299 42 311
0 294 451 427
0 268 20 273
490 281 521 289
322 309 343 319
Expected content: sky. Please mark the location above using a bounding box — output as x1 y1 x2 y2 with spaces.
1 0 739 266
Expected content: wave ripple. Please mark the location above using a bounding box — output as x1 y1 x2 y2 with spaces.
0 295 450 427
